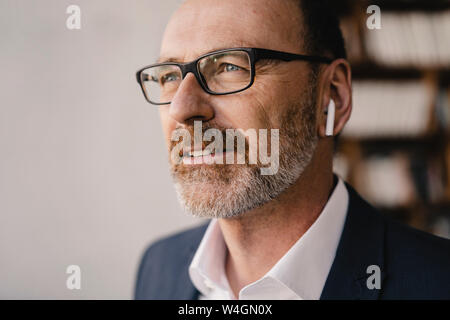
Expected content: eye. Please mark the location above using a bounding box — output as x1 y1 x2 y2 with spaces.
224 64 241 72
160 72 180 85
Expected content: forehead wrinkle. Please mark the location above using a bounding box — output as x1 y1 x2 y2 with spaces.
161 26 262 63
161 0 305 63
159 41 246 61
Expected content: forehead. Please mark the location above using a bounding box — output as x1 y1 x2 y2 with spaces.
160 0 304 62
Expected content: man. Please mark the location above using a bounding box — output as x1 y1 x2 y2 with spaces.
134 0 450 299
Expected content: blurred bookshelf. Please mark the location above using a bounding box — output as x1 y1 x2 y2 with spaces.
334 0 450 238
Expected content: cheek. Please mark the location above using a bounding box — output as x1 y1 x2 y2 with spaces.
247 82 291 129
214 94 270 131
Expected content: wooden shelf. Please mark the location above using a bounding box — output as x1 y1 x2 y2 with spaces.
368 0 450 12
334 0 450 236
351 63 450 80
338 135 445 155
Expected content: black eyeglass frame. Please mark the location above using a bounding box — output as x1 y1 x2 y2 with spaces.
135 47 333 105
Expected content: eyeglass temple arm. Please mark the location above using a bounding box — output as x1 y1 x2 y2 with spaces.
254 48 333 64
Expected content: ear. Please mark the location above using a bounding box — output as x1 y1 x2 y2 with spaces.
318 59 352 138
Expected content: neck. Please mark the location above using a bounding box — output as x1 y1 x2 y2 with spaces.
220 142 335 298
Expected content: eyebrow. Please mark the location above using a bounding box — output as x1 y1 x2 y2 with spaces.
157 56 183 64
157 43 252 64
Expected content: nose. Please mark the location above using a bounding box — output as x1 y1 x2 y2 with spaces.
168 73 214 125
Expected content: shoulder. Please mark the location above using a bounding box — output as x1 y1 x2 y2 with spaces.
384 215 450 273
137 222 209 272
144 223 209 257
346 181 450 260
346 183 450 298
382 218 450 298
134 222 209 299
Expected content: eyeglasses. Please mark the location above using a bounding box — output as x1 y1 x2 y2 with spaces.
135 47 332 105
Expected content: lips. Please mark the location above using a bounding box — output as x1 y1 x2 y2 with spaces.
187 148 214 158
179 147 236 165
180 147 234 158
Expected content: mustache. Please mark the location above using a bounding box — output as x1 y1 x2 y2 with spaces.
169 122 249 154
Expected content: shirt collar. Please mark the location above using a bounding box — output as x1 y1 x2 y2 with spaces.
188 218 231 297
189 176 349 300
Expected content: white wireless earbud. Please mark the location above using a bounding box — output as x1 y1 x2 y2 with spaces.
325 99 335 137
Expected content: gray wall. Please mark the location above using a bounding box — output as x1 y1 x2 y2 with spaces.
0 0 203 299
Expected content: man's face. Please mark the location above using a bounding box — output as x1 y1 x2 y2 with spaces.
159 0 319 218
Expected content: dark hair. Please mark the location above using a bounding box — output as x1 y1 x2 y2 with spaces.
295 1 347 147
296 0 347 60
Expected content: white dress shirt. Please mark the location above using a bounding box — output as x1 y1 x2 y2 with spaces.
188 177 349 300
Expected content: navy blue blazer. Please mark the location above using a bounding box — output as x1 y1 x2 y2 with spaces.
135 183 450 299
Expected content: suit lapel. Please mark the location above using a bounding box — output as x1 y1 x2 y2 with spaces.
320 183 386 300
175 242 201 299
170 225 207 300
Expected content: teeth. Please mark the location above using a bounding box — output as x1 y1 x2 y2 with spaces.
189 150 202 157
185 148 236 158
188 149 213 157
202 149 212 156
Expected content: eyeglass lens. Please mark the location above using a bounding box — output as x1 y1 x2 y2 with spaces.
140 50 252 104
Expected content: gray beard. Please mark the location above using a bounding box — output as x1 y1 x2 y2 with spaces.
173 143 317 219
170 85 318 219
